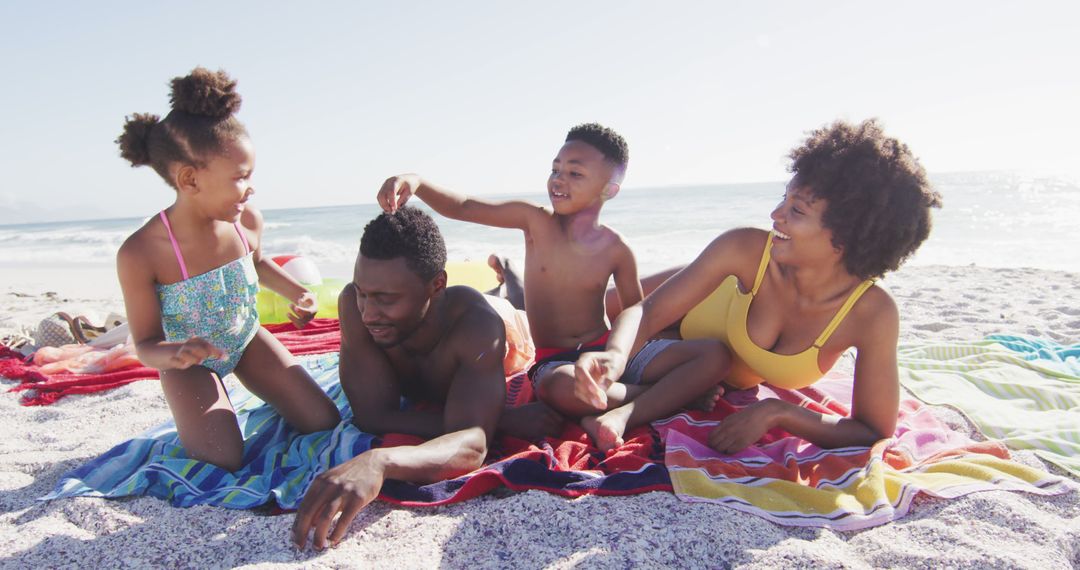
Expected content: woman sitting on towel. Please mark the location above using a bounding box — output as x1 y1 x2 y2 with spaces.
575 119 943 452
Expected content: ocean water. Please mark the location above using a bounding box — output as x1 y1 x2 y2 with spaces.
1 172 1077 285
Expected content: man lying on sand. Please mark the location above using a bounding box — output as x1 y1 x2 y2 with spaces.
291 207 508 550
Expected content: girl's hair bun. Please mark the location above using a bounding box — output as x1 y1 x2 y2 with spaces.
169 67 242 119
115 112 160 167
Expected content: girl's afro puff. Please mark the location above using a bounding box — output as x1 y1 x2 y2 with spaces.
169 67 242 119
116 112 160 167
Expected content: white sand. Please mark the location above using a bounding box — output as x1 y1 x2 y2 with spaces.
1 264 1078 569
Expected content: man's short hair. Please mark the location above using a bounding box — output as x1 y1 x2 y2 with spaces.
359 206 447 281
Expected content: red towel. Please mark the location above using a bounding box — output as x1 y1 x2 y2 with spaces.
2 319 343 406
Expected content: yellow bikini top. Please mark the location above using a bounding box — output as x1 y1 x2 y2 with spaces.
680 232 875 390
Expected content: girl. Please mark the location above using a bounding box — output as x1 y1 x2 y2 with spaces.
115 68 340 471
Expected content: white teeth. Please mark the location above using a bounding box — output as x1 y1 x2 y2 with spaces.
775 230 792 240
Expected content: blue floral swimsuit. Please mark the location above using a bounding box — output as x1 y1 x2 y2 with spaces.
155 211 261 377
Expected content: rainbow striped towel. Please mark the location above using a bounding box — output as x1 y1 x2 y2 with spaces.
42 354 376 509
661 361 1074 530
898 334 1080 477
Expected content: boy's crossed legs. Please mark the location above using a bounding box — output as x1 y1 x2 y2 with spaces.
534 338 729 451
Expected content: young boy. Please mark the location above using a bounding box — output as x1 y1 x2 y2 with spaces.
377 124 725 451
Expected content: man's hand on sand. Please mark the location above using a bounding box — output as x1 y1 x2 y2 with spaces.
291 452 385 550
377 174 420 214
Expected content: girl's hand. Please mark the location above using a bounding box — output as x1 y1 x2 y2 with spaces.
707 399 783 453
573 350 627 410
376 174 420 214
289 291 319 329
168 338 226 370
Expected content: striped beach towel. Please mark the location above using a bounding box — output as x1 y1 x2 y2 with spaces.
661 369 1073 531
43 356 673 509
898 334 1080 477
43 353 376 509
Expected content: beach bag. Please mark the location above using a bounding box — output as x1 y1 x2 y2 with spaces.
32 312 119 347
33 313 79 347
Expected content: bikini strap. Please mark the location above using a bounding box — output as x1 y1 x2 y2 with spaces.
233 221 251 254
158 210 189 280
813 279 876 347
750 231 775 296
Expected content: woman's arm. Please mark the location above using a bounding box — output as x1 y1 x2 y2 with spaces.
575 228 764 405
709 288 900 451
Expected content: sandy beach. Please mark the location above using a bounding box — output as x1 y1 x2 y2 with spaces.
1 263 1078 569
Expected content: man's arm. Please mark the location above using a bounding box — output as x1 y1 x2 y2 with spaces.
292 293 507 550
377 173 544 231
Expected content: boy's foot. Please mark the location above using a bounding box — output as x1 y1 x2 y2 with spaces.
581 406 632 452
688 384 725 412
486 254 525 310
487 254 506 284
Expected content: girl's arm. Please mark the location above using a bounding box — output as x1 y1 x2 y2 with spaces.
117 233 224 370
242 206 317 327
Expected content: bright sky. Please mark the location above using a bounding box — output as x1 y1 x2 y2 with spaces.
2 1 1077 224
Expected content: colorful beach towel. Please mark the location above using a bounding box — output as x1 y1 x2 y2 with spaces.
379 375 671 506
897 334 1080 477
661 370 1073 531
2 318 342 406
44 355 671 509
43 353 374 509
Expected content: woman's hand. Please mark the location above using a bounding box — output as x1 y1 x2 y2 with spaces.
707 399 784 453
573 350 627 409
289 290 319 328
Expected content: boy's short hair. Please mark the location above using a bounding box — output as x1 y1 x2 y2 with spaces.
566 123 629 169
359 207 447 281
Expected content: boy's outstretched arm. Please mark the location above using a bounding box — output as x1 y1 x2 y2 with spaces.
377 173 542 231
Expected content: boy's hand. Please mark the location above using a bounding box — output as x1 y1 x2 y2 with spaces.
574 351 626 410
289 291 319 329
168 338 225 370
377 174 421 214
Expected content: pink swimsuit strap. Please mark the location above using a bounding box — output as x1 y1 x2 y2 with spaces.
159 210 251 281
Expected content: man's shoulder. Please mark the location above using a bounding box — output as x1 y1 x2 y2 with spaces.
445 286 502 326
443 287 506 355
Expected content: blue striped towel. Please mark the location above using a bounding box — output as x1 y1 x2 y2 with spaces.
898 334 1080 478
41 353 375 509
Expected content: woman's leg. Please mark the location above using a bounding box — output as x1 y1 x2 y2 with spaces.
160 366 244 471
233 328 341 434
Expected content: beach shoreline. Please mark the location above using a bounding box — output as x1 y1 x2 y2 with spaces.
1 263 1078 568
